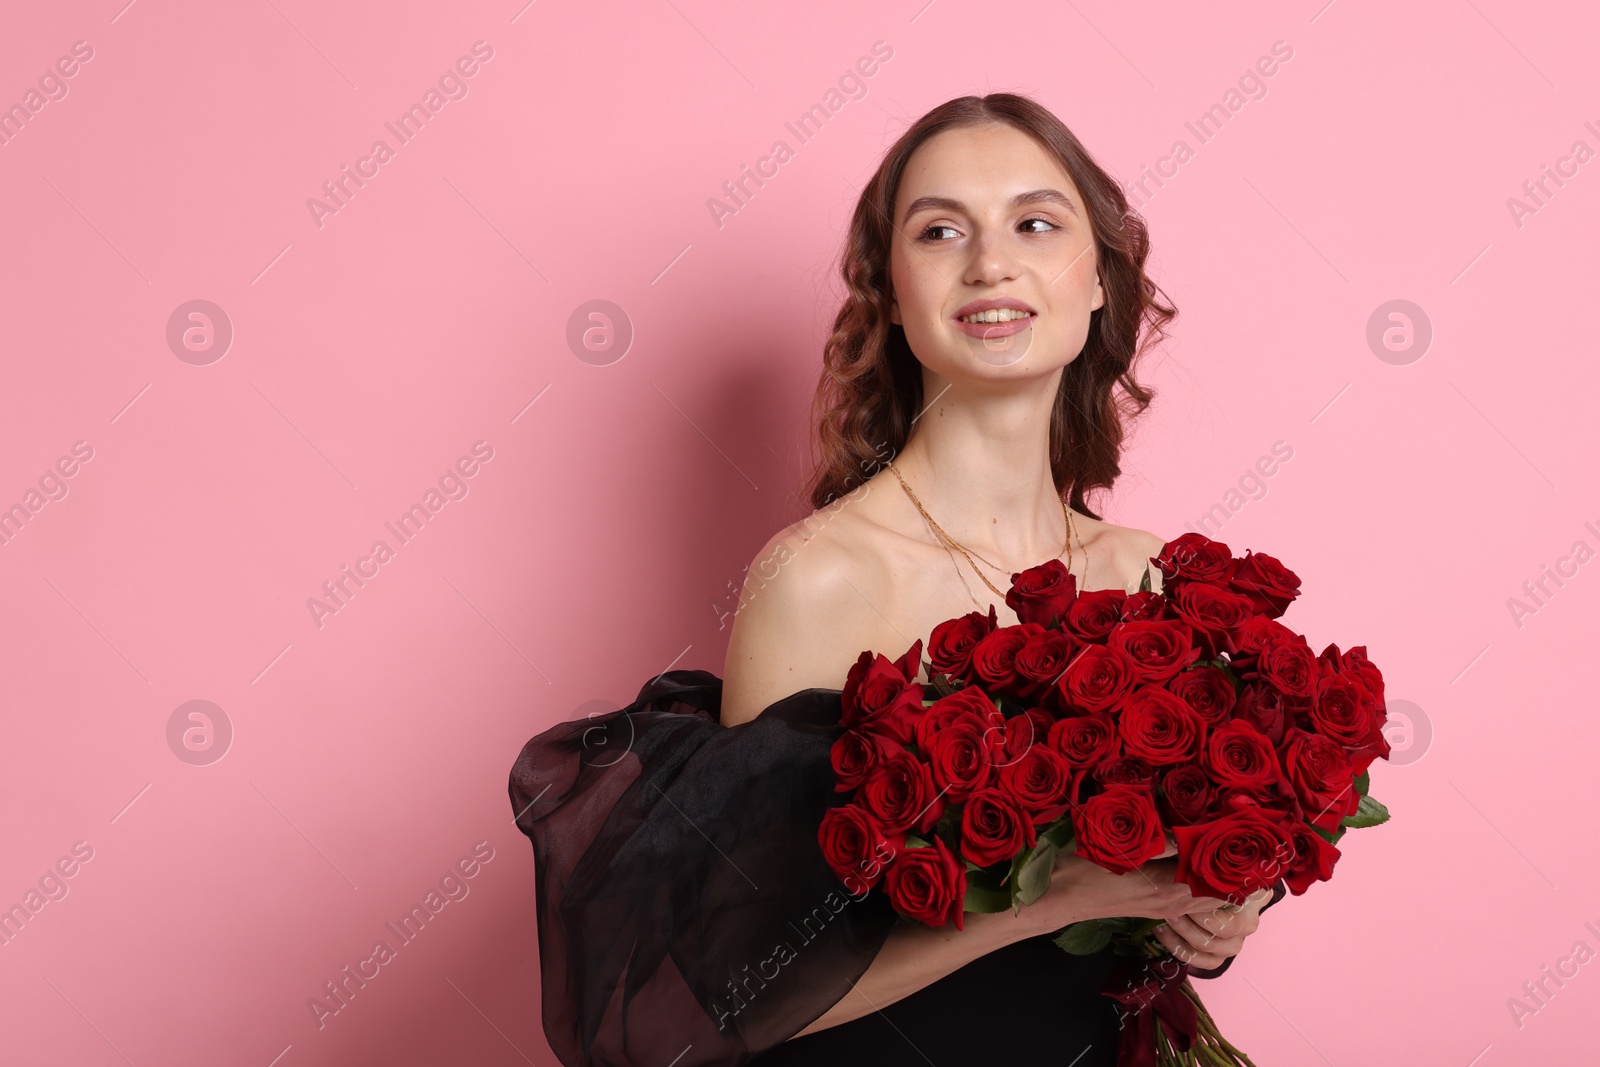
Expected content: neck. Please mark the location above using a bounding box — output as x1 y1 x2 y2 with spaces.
891 365 1071 569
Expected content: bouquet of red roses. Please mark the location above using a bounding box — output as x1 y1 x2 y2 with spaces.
817 533 1391 1067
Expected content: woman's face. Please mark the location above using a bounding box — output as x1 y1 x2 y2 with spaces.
888 122 1104 380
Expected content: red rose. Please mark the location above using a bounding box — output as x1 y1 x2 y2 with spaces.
1065 589 1127 642
840 650 924 744
1006 558 1079 627
1339 645 1386 705
1048 713 1118 805
1173 807 1293 904
1054 645 1139 714
1073 784 1166 874
1309 673 1386 752
1158 763 1215 826
1281 819 1341 895
1013 631 1077 703
1169 583 1257 655
884 835 966 930
1048 713 1119 767
928 605 998 682
1108 619 1199 683
1344 740 1388 780
997 744 1074 823
1279 729 1359 832
1254 637 1319 699
1154 534 1234 586
1229 551 1301 619
1117 688 1205 766
1203 719 1281 791
1095 756 1157 787
1119 590 1166 622
922 714 995 803
970 623 1044 699
1167 666 1237 726
1233 682 1288 745
916 686 1001 755
959 788 1035 868
859 750 944 835
1317 644 1390 766
999 708 1056 763
818 804 900 891
1212 788 1300 827
830 728 901 792
1226 615 1298 658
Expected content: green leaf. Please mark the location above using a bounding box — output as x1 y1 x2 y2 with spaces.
1053 920 1114 955
1139 566 1152 593
1217 661 1243 691
1354 770 1370 796
1014 837 1058 907
1040 818 1075 851
966 860 1006 891
1340 793 1390 829
906 834 931 849
963 880 1012 914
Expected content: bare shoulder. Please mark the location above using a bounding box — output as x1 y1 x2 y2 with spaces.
1075 513 1172 594
719 504 883 727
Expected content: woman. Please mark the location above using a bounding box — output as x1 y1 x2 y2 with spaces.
510 93 1283 1067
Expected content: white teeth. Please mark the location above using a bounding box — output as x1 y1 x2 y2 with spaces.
959 308 1032 323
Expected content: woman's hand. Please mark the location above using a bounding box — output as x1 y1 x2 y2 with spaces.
1150 885 1275 971
1023 846 1233 938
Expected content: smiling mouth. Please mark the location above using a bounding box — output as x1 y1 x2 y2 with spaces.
956 308 1035 324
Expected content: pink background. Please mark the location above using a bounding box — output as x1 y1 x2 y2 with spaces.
2 0 1597 1064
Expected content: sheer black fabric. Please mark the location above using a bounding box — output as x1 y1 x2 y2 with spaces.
508 670 898 1066
508 670 1285 1067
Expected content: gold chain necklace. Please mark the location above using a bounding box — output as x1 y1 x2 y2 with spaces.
887 461 1080 602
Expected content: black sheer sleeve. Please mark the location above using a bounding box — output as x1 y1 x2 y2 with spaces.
508 671 898 1067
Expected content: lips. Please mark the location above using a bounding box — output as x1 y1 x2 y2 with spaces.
952 297 1037 320
952 296 1036 340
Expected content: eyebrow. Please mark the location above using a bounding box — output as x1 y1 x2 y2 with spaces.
900 188 1080 226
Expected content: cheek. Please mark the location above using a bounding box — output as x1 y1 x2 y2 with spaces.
893 255 938 316
892 263 950 355
1051 251 1099 300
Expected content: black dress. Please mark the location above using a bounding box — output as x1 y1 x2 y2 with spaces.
508 670 1282 1067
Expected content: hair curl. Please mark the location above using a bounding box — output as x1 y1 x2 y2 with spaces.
804 93 1176 519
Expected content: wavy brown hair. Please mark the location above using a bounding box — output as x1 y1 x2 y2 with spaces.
803 93 1175 519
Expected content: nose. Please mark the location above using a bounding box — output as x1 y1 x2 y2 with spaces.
963 221 1022 288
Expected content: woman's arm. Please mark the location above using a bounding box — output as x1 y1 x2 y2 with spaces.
792 905 1050 1035
792 850 1234 1037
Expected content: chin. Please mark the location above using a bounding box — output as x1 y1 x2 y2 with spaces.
922 334 1078 382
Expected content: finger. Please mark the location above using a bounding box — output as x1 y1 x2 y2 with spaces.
1185 904 1258 938
1166 913 1243 959
1187 887 1271 923
1182 894 1230 915
1182 907 1240 937
1152 922 1229 970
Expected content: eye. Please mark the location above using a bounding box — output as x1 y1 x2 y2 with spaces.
916 223 960 242
1019 216 1058 234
